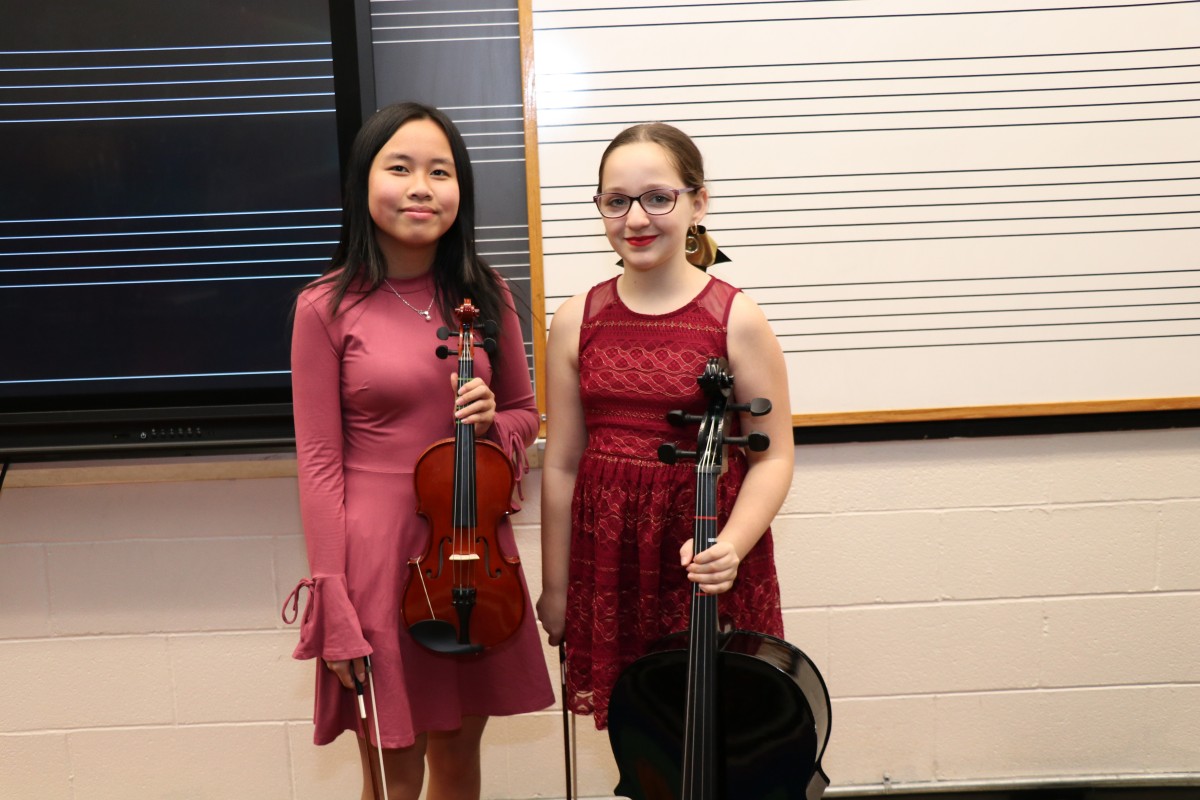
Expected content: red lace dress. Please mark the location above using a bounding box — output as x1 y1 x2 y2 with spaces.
565 275 784 729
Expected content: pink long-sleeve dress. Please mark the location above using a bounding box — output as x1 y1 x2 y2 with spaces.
286 270 553 748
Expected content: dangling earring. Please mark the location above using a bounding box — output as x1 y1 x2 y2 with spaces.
684 224 730 271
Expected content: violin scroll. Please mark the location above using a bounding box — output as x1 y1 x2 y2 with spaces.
433 304 498 361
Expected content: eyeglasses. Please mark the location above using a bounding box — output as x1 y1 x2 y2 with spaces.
593 187 696 219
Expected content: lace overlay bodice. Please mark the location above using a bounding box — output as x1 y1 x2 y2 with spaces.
565 276 784 728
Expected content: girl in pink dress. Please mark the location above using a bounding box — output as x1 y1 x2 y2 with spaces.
537 123 794 729
286 103 552 799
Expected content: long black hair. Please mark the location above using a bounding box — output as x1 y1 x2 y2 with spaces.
310 102 508 334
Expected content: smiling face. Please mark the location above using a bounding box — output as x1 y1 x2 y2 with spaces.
367 117 461 275
598 141 707 274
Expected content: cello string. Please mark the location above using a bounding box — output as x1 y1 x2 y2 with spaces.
700 402 710 800
692 397 721 799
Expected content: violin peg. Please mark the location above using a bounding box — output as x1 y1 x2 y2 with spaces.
666 410 687 427
436 326 453 340
480 338 497 355
478 319 499 337
435 345 454 359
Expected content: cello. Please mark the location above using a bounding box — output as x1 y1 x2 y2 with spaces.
606 357 832 800
402 299 525 655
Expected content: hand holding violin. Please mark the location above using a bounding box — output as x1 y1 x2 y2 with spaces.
451 373 496 436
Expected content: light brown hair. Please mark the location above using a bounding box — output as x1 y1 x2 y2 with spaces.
596 122 705 192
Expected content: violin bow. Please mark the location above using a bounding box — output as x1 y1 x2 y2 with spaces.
352 655 391 800
559 644 574 800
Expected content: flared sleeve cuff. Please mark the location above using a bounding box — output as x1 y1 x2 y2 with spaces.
281 575 372 661
487 423 531 505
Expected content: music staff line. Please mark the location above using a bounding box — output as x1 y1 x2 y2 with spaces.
747 283 1200 305
784 331 1200 354
0 257 329 275
540 272 1200 307
542 113 1200 144
2 252 529 289
0 208 340 226
0 91 335 109
540 79 1200 116
777 315 1200 337
544 209 1200 246
771 299 1200 322
543 193 1200 226
747 266 1200 291
542 158 1200 191
540 65 1200 105
544 225 1200 255
0 57 332 74
541 97 1200 135
372 6 518 18
536 44 1200 78
533 0 1200 31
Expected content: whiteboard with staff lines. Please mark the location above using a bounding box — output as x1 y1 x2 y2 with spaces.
526 0 1200 423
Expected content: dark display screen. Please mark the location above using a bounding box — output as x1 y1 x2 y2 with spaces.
0 0 345 457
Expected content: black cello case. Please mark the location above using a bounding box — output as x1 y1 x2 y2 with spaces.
607 626 831 800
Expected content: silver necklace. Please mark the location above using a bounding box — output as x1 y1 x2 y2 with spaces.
382 279 435 322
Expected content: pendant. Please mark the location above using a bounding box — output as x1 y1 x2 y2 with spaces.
421 311 431 321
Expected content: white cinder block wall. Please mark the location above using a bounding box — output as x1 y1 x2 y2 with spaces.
1 427 1198 799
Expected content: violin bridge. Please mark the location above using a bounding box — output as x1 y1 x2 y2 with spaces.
449 554 481 561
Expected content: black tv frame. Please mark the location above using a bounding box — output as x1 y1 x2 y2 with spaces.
0 0 373 463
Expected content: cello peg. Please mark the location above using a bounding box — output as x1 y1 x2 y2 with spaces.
725 431 770 452
666 410 705 427
657 443 696 465
729 397 771 417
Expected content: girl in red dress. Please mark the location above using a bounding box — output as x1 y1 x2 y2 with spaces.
287 103 552 799
537 123 794 728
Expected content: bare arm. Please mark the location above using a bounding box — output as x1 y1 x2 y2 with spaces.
684 291 794 593
536 294 588 646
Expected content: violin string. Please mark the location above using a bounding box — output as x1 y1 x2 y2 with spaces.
457 329 468 593
463 323 475 592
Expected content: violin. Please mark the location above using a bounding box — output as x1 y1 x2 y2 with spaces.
606 357 832 800
402 298 525 655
